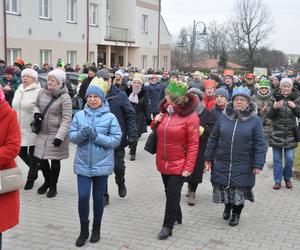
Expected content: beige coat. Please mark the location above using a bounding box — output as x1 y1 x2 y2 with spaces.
12 83 40 146
33 85 72 160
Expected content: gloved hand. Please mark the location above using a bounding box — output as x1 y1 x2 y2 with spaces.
52 138 62 147
34 113 43 121
81 127 92 137
146 117 152 126
90 129 98 141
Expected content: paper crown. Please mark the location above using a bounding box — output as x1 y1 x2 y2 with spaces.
258 80 270 88
132 73 144 83
224 69 234 76
166 80 188 97
90 77 110 95
245 73 254 79
203 79 216 89
232 86 251 99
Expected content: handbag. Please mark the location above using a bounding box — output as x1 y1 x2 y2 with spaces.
0 166 24 194
30 96 58 134
295 117 300 142
144 128 158 154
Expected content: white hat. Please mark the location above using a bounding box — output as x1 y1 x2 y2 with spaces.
48 69 66 86
280 78 293 88
115 69 124 78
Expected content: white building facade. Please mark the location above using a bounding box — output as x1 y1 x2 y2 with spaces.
0 0 171 71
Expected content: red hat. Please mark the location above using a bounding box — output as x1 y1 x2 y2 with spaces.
245 73 254 79
5 67 14 75
203 79 216 89
14 58 25 66
224 69 234 76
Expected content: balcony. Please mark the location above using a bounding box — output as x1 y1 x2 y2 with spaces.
105 26 135 43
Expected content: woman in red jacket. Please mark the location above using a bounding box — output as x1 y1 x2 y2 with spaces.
152 80 200 240
0 87 21 249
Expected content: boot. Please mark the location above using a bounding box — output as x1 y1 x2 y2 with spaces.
185 184 191 197
76 222 89 247
229 213 240 226
47 185 57 198
90 220 101 243
47 163 60 198
37 160 50 194
188 191 196 206
223 204 232 220
24 179 34 190
118 184 127 198
37 182 49 194
129 154 136 161
104 194 109 206
157 227 172 240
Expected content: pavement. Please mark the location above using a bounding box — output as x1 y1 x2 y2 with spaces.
4 134 300 250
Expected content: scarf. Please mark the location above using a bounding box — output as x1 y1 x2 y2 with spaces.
128 86 142 104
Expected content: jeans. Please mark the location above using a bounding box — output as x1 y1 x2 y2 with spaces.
161 174 184 229
272 147 295 184
77 175 108 224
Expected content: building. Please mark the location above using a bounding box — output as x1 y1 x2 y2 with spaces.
0 0 171 71
287 54 300 66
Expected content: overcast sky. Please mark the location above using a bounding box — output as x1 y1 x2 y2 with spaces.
161 0 300 55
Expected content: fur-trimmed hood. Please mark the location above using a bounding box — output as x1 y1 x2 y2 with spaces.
160 93 198 117
224 101 257 121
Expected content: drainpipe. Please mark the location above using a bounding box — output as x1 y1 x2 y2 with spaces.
157 0 161 70
3 0 7 62
86 0 89 62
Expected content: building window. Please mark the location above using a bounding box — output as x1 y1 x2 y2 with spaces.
90 3 98 26
152 56 157 70
67 51 77 68
40 49 52 66
39 0 51 19
163 56 168 70
142 15 148 33
6 0 20 14
67 0 77 23
7 48 21 65
141 55 147 70
89 52 95 63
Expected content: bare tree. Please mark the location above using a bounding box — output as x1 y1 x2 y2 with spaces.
254 48 288 68
230 0 273 70
203 20 229 59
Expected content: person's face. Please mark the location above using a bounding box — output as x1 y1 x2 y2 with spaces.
280 84 292 96
4 73 13 81
272 78 279 87
205 87 215 97
115 74 122 81
47 76 60 92
88 70 96 78
259 87 269 95
215 95 227 106
246 78 254 85
233 95 249 110
194 74 200 81
0 62 5 68
150 77 157 84
22 75 35 86
132 80 141 89
87 94 102 109
170 76 178 81
224 76 233 86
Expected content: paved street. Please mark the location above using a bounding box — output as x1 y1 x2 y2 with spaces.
4 134 300 250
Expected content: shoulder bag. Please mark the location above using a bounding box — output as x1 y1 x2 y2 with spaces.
144 128 158 154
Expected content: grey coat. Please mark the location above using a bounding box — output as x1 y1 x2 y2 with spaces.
33 85 72 160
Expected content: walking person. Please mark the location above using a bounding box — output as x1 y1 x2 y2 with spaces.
152 80 199 239
69 83 122 247
12 68 40 190
147 74 162 118
126 73 152 161
0 87 21 250
205 86 267 226
267 78 300 190
185 88 210 206
33 69 72 198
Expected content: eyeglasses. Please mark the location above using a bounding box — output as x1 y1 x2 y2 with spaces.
233 97 248 102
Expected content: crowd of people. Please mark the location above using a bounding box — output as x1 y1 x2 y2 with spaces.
1 57 300 248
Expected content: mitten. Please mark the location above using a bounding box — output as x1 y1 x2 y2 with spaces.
81 127 92 137
52 138 62 147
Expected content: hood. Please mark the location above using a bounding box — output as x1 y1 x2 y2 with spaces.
84 100 110 117
254 88 272 100
160 92 198 117
224 101 257 121
0 101 12 120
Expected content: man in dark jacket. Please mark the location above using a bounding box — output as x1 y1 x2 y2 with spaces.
0 59 6 76
78 66 97 108
97 69 137 204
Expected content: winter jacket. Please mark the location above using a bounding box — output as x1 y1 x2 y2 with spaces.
78 76 93 108
0 101 21 232
205 102 267 188
0 76 20 105
152 93 200 175
126 86 151 137
33 85 72 160
267 89 300 148
106 85 137 149
203 95 215 110
206 104 225 135
69 102 122 177
12 83 40 146
147 81 162 113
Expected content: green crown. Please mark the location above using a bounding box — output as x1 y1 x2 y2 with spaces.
166 80 188 97
258 80 270 88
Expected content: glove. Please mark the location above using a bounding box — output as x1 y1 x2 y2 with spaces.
90 129 98 141
52 138 62 147
81 127 92 137
146 118 152 126
34 113 43 121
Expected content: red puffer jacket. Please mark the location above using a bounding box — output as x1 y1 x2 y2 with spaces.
0 101 21 233
152 93 200 175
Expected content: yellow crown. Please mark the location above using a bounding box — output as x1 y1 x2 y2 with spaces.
90 77 110 95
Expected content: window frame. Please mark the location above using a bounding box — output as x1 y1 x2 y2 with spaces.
39 0 51 19
141 55 147 70
66 0 77 23
7 48 22 65
89 3 98 26
67 50 77 69
5 0 20 15
142 14 148 33
40 49 52 67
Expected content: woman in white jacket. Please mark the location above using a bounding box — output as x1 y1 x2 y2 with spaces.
12 68 40 190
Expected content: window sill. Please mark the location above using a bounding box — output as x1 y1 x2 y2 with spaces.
66 20 77 24
6 11 21 16
141 31 148 34
89 24 99 27
39 16 52 21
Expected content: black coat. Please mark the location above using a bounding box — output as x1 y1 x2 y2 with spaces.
267 89 300 148
126 87 151 137
206 105 224 135
78 77 93 108
106 85 137 149
147 82 162 113
205 102 267 188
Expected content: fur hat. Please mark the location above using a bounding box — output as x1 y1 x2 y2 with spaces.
48 69 66 86
86 85 106 102
215 87 229 100
21 68 38 82
280 78 293 88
